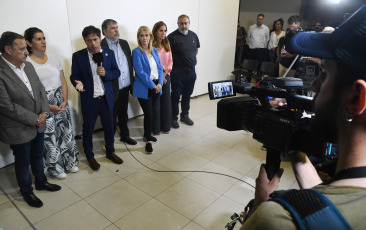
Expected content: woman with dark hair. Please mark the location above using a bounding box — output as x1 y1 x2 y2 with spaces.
132 26 163 154
268 18 285 61
24 27 79 179
152 21 173 134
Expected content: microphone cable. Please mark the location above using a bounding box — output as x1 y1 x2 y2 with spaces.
123 142 255 189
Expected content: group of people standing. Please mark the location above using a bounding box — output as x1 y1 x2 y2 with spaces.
0 14 200 208
235 14 302 77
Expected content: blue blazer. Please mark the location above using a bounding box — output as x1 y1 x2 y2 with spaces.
132 47 163 99
70 48 120 113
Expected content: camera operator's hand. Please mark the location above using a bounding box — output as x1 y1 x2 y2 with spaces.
254 164 284 207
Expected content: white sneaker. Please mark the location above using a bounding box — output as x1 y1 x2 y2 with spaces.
56 172 67 179
69 166 79 173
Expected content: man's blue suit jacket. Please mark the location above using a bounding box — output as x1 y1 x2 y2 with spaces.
70 48 120 114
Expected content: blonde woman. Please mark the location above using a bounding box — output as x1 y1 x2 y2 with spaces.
132 26 163 154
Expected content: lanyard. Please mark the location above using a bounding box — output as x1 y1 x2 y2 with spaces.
322 166 366 185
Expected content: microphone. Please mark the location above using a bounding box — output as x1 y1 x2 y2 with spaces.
92 52 104 67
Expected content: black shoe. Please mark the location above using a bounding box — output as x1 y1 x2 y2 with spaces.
87 158 100 171
120 136 137 145
143 136 157 142
23 193 43 208
172 120 180 129
35 182 61 192
180 116 194 126
106 152 123 164
145 143 153 154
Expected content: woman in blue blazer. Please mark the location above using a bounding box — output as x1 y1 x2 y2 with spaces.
132 26 163 154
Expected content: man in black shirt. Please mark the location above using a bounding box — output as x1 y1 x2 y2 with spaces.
168 14 200 128
279 15 301 77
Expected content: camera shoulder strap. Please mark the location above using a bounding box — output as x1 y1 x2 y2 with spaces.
271 189 351 230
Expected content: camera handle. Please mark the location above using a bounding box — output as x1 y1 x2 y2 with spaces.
265 147 281 181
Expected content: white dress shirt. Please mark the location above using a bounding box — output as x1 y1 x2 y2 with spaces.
87 49 105 97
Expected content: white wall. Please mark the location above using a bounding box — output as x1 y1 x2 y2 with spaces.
0 0 239 167
239 0 301 31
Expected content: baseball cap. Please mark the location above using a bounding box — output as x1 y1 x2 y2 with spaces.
290 4 366 74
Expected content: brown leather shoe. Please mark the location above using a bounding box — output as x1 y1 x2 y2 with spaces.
106 152 123 164
87 158 100 170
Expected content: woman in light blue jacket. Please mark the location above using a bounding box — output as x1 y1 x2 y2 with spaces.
132 26 163 154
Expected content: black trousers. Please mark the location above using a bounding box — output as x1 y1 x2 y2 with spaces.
138 89 160 140
113 86 130 138
248 48 269 72
160 74 172 132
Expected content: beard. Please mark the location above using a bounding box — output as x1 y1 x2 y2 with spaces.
178 28 188 35
310 95 340 143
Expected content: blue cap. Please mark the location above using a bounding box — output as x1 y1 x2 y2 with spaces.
290 4 366 74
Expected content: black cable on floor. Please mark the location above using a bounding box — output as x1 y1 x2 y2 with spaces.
123 142 255 189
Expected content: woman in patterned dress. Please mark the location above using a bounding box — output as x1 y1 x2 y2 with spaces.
24 27 79 179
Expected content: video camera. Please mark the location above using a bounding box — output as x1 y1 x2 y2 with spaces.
210 76 327 179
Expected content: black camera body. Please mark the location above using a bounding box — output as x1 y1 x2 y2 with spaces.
216 77 325 159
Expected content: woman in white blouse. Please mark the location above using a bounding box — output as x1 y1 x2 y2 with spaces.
268 18 286 60
24 27 79 179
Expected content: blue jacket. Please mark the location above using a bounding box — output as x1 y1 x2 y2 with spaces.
70 48 120 113
132 47 163 99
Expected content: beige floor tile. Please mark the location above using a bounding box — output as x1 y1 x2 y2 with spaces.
103 224 121 230
13 182 81 223
34 200 111 230
194 196 244 230
0 194 9 205
97 148 154 178
232 137 266 160
156 178 220 219
184 138 231 161
181 221 207 230
125 162 183 197
205 130 248 148
61 163 121 198
85 180 151 222
157 124 207 148
223 180 255 206
114 199 189 230
277 161 297 190
213 148 262 175
157 149 209 176
0 202 30 230
140 138 181 162
187 162 244 194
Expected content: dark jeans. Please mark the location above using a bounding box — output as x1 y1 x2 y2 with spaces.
10 132 47 196
248 48 269 72
160 74 172 132
138 89 160 139
171 67 197 121
82 97 114 159
113 86 130 138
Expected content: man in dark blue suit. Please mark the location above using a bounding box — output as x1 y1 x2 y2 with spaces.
70 26 122 170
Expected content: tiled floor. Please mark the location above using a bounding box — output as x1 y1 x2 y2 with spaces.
0 94 299 230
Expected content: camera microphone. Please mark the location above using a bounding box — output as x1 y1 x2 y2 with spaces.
92 52 104 67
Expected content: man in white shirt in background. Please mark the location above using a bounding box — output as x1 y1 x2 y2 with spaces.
247 13 270 72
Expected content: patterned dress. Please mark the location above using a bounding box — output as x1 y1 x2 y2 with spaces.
27 54 79 176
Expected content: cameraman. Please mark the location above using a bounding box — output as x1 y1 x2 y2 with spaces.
241 5 366 229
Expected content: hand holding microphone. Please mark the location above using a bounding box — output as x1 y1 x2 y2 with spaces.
92 52 105 77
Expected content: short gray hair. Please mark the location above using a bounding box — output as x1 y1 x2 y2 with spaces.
101 19 117 35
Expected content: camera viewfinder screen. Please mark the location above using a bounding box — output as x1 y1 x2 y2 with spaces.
212 81 234 99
